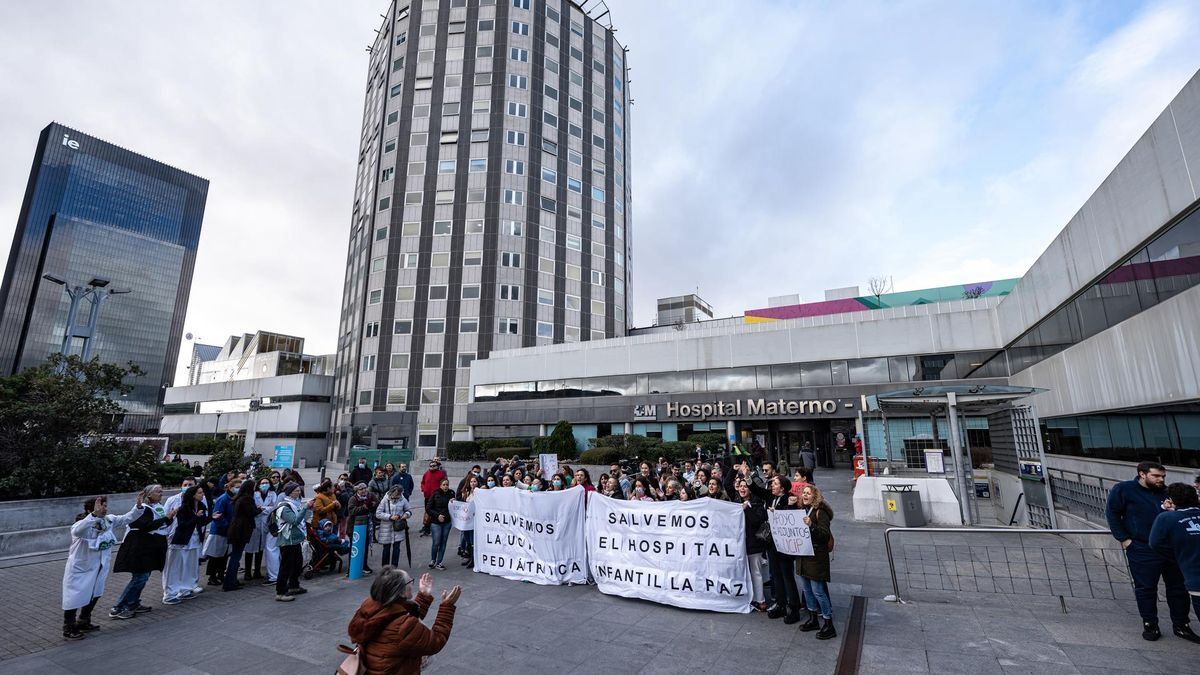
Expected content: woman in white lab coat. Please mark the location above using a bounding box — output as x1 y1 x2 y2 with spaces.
254 477 280 584
61 494 145 640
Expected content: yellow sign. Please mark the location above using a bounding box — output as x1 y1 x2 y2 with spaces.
886 499 897 512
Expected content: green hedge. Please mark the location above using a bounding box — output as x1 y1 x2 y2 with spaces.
578 448 627 465
479 438 531 450
687 432 726 456
153 462 194 486
446 441 482 461
484 448 528 462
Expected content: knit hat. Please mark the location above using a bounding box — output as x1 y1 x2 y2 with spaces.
282 482 301 496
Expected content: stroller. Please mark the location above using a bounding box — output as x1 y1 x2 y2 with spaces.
303 522 346 579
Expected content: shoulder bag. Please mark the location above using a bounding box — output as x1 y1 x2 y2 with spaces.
336 644 363 675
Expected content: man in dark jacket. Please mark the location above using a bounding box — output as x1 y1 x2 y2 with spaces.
349 458 373 485
1150 483 1200 629
1106 461 1197 642
112 485 175 618
390 462 415 499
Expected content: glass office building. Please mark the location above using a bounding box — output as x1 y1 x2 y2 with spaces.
0 123 208 431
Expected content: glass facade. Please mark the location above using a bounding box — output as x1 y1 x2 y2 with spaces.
1043 409 1200 468
472 349 1007 401
1007 205 1200 373
0 123 207 430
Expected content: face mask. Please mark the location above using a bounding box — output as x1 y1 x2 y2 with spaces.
552 480 562 487
487 480 495 488
635 487 645 496
531 485 541 492
359 463 366 468
259 485 269 492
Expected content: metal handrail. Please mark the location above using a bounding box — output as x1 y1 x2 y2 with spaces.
883 526 1114 603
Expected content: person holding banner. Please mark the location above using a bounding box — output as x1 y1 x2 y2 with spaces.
630 476 656 502
455 476 479 567
427 478 455 570
734 479 769 611
797 484 837 639
766 476 803 624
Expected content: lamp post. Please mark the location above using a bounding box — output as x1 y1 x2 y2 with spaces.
213 411 223 439
41 274 131 359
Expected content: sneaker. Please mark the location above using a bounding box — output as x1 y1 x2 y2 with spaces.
435 563 446 570
190 586 204 595
275 594 295 602
261 578 276 586
286 587 307 596
162 596 182 606
1173 623 1200 644
132 604 153 614
62 626 85 641
76 622 101 632
1143 621 1162 641
108 609 134 620
178 590 195 600
428 562 435 569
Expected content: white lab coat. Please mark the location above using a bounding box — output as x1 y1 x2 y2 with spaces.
62 504 145 610
244 490 277 554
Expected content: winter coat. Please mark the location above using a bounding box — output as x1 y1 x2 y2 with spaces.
796 502 834 582
347 493 376 526
427 488 454 524
1150 507 1200 592
349 465 373 485
227 495 260 547
734 494 768 556
368 477 391 505
170 503 210 547
276 500 312 547
311 491 340 529
375 496 412 545
347 592 455 675
113 505 172 574
208 492 235 536
390 471 415 499
420 469 447 499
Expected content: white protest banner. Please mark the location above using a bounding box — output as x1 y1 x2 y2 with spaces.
472 485 587 586
539 453 558 478
448 499 474 531
768 509 813 556
586 493 752 613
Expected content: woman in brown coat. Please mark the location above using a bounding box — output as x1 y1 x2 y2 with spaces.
347 567 460 674
311 480 340 530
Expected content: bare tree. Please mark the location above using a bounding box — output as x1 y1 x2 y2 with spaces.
962 285 986 300
867 276 892 306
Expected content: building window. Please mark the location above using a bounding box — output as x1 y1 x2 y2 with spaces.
358 390 373 406
466 220 485 234
536 321 554 339
592 186 606 201
433 220 452 236
591 270 604 285
418 433 438 446
463 250 482 266
394 320 412 334
566 264 581 281
540 226 556 244
411 133 428 146
510 47 528 62
404 192 422 205
423 353 443 369
566 234 581 251
387 388 407 405
506 220 524 236
591 241 605 257
503 189 525 205
501 251 522 268
459 353 475 368
499 284 521 301
431 252 451 267
476 45 493 59
428 285 449 301
460 318 479 333
474 73 492 86
462 285 481 299
512 21 529 35
439 159 457 174
427 319 445 334
508 74 528 89
408 161 425 175
435 190 454 204
390 353 409 369
505 159 525 175
538 256 555 273
542 167 558 184
421 389 440 404
362 354 377 371
498 318 520 334
540 196 556 213
506 130 527 146
506 101 528 118
567 177 582 193
538 288 554 306
378 197 391 210
478 19 494 31
513 0 530 9
470 129 490 142
591 300 605 316
365 322 381 338
469 158 487 172
565 294 581 311
402 253 419 268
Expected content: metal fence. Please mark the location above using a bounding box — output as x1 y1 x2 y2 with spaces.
1046 468 1120 526
883 527 1131 608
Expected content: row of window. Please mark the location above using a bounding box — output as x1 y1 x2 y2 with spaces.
390 315 614 337
370 281 615 308
363 351 476 371
356 386 468 407
472 351 1008 402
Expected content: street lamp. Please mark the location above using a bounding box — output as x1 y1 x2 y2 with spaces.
213 410 224 439
41 274 132 360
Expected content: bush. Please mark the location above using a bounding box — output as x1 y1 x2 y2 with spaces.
484 448 528 462
579 448 628 465
531 436 552 454
446 441 481 461
657 441 698 463
202 443 258 481
589 434 661 459
687 432 726 456
479 438 531 450
153 461 194 486
547 421 579 460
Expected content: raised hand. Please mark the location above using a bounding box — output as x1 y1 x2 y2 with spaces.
441 585 461 606
418 573 433 596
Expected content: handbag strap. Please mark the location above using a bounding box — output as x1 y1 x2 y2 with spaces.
336 644 358 655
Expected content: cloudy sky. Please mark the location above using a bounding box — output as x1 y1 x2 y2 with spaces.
1 0 1198 383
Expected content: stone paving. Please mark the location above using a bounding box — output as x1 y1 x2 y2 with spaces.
0 468 1195 674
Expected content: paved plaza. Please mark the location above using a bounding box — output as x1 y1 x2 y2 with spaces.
0 469 1196 674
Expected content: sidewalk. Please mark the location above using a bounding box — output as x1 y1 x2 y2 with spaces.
0 468 1194 674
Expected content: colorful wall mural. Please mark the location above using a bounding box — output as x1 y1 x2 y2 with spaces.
743 279 1019 324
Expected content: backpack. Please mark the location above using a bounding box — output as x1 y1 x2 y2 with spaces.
267 504 286 537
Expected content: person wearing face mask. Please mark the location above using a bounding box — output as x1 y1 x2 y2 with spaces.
549 475 565 492
223 479 260 591
630 477 656 502
62 494 147 639
456 475 480 567
376 486 412 569
485 475 497 490
163 485 209 604
530 477 546 493
427 478 455 569
350 458 373 485
202 478 241 587
255 478 280 585
274 482 313 601
240 478 270 582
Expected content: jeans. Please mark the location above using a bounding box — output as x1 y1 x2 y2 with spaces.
276 544 302 596
768 550 801 614
223 542 246 590
801 576 833 619
459 529 474 554
1125 540 1191 624
114 571 151 611
381 542 403 568
430 522 451 564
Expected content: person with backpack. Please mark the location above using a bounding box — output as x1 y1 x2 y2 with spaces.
796 484 837 639
274 482 312 601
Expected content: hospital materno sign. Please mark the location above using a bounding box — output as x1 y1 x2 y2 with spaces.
636 398 843 421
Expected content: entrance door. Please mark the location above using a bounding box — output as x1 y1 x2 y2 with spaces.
777 431 814 468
